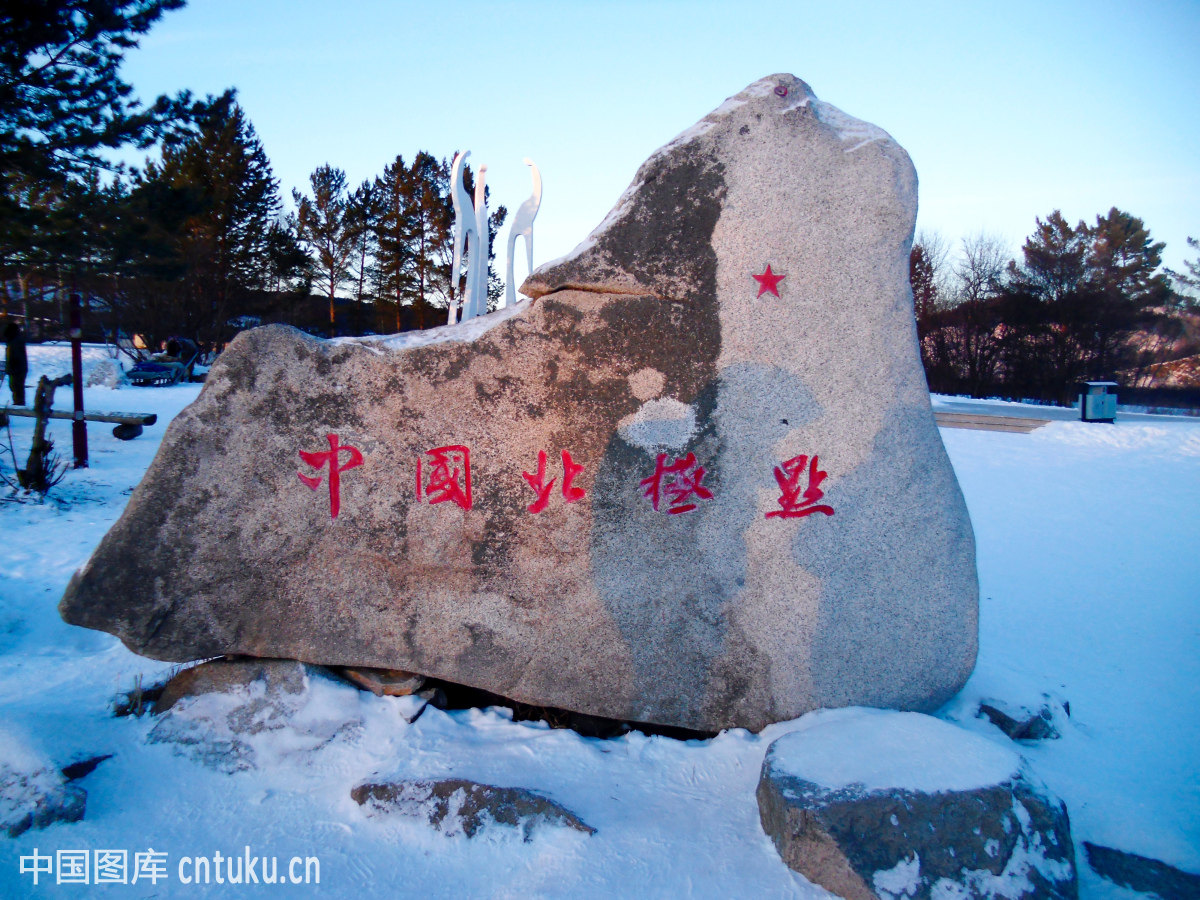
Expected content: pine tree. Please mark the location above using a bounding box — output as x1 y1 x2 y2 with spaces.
1166 237 1200 311
0 0 197 304
95 159 198 346
1001 211 1094 400
294 164 356 337
484 203 508 311
374 153 458 330
373 154 415 332
1082 208 1171 376
265 214 310 295
995 209 1176 399
1086 209 1169 305
910 243 938 320
145 95 281 344
0 0 190 179
346 179 379 328
404 152 452 329
910 235 952 391
1018 211 1088 303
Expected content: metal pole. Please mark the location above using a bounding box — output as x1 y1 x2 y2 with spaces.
69 292 87 468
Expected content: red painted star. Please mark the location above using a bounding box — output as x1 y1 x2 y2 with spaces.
752 265 785 298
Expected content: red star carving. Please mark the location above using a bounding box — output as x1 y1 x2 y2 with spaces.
752 265 785 298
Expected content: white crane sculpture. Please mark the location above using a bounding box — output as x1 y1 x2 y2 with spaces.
449 152 541 324
463 164 491 321
448 151 491 325
503 158 542 309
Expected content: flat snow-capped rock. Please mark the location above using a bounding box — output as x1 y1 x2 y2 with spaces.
757 708 1077 899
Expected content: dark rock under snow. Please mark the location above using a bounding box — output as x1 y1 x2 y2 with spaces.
1 733 87 838
352 779 594 841
756 708 1077 899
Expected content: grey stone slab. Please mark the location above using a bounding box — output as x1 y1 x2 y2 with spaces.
1084 842 1200 900
352 779 594 841
147 659 354 772
153 658 306 714
1 750 86 838
757 711 1077 899
977 694 1068 742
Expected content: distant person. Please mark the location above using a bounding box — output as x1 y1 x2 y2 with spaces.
4 320 27 406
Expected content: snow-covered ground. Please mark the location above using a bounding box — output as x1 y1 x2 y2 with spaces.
1 345 1197 898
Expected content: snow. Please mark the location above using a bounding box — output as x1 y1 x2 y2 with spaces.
768 708 1021 794
874 854 921 899
0 727 50 780
338 302 528 353
811 99 892 153
0 728 67 834
935 404 1200 886
2 348 1199 897
146 668 357 775
928 817 1076 900
533 183 637 274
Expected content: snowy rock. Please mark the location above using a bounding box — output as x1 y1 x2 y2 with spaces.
351 778 594 841
756 709 1077 899
978 694 1067 741
60 755 112 781
148 659 360 772
0 730 86 838
59 73 977 732
153 657 307 713
1084 842 1200 900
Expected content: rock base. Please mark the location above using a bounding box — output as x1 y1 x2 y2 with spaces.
756 710 1077 899
352 779 594 841
1 735 87 838
148 659 359 772
1084 842 1200 900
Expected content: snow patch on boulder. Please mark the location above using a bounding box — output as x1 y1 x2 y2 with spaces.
812 99 892 152
340 302 528 353
617 398 698 453
773 707 1020 793
874 854 921 899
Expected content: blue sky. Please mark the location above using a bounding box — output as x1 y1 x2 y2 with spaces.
122 0 1200 279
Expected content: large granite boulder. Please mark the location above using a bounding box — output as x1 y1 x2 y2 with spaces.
59 73 977 732
757 708 1077 899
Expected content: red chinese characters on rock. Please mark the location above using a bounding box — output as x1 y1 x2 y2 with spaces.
295 438 834 524
766 453 835 519
641 451 714 515
416 445 473 510
297 433 364 519
522 450 587 514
